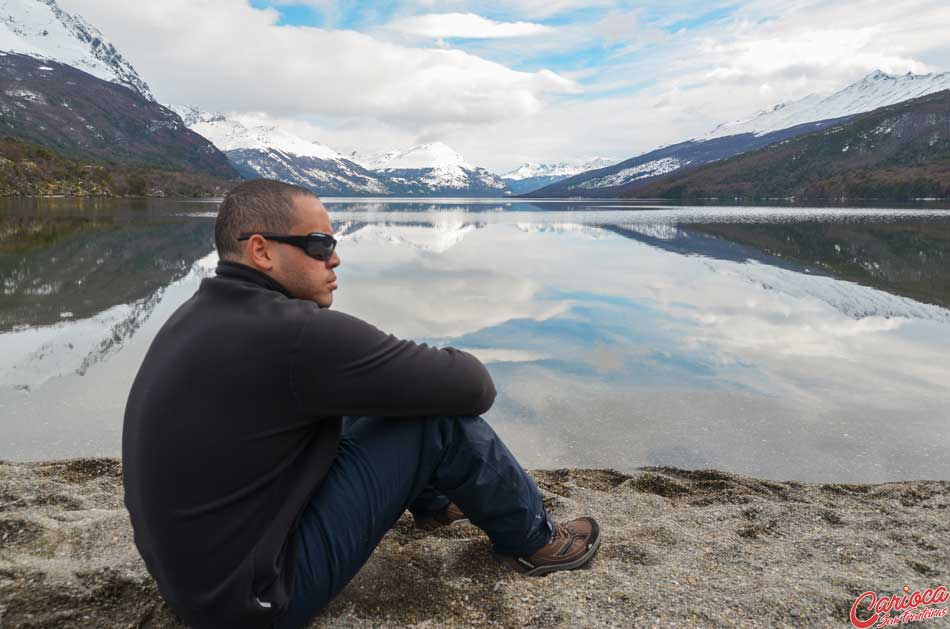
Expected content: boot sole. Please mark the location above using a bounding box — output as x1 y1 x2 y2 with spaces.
495 523 602 577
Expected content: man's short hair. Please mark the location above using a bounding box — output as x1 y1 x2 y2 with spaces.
215 179 317 260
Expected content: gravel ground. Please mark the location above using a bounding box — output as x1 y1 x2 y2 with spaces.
1 459 948 628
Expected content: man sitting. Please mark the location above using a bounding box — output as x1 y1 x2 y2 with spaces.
122 179 602 628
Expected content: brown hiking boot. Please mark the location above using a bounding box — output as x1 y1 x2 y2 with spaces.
413 502 470 530
497 516 601 576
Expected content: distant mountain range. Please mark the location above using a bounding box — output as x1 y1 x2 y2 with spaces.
706 70 950 138
630 89 950 202
172 105 510 196
349 141 509 196
527 70 950 198
523 121 845 197
171 106 387 195
501 158 617 194
1 0 948 200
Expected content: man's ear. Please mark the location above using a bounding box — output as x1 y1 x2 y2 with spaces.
245 234 275 271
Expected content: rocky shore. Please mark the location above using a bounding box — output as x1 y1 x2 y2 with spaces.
1 459 948 628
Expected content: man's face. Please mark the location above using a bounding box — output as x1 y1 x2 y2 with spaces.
269 195 340 308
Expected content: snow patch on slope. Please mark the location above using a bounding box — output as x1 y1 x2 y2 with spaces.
171 105 341 159
571 158 684 189
0 0 153 99
174 108 507 195
361 142 469 170
706 70 950 139
230 148 388 194
171 105 390 194
503 157 617 180
354 142 508 193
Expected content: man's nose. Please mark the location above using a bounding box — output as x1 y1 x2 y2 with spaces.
329 251 341 267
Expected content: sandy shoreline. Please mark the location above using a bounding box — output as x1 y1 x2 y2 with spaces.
1 458 948 628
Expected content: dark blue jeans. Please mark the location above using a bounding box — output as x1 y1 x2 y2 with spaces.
273 415 554 629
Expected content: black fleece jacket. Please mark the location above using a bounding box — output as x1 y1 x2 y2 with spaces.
122 261 496 628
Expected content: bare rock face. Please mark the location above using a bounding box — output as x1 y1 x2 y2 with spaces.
1 459 948 628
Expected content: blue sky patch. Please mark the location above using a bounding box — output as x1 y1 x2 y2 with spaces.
664 4 738 32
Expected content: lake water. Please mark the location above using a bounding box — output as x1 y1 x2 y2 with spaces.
2 198 949 483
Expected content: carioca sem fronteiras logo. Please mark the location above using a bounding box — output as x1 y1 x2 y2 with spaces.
850 585 949 628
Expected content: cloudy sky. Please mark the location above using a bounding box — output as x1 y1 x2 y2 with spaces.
60 0 950 172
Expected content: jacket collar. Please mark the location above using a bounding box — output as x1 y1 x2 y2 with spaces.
214 260 293 298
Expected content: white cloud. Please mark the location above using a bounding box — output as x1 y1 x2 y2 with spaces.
406 0 616 19
591 10 641 43
700 26 931 84
388 12 553 39
56 0 950 172
451 0 950 170
56 0 574 127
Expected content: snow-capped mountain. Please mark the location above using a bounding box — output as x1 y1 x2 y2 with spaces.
529 68 950 198
569 158 687 191
0 0 237 178
706 70 950 139
523 122 833 198
502 158 617 194
349 149 399 171
173 106 340 159
171 106 387 195
174 108 510 196
353 142 466 171
503 158 617 181
630 89 950 201
0 0 152 99
358 142 511 196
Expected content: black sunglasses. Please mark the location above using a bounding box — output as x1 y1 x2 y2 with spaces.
237 232 337 261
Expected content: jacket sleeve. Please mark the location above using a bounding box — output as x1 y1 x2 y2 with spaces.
291 308 496 418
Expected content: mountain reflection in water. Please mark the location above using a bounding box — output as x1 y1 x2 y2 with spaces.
1 199 948 483
0 217 214 331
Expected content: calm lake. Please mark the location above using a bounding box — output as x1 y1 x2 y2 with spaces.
2 198 949 483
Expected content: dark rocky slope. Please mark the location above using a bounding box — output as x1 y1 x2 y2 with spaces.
524 118 847 198
0 54 238 179
226 148 387 196
631 90 950 202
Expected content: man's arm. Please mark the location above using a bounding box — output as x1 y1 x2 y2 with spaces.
292 308 496 418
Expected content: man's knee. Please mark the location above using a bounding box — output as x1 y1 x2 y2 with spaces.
431 414 486 424
424 415 500 449
342 415 492 454
427 414 489 431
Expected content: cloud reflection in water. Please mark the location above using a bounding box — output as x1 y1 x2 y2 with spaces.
1 206 948 483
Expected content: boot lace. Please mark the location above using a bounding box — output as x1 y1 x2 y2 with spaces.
551 521 574 543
